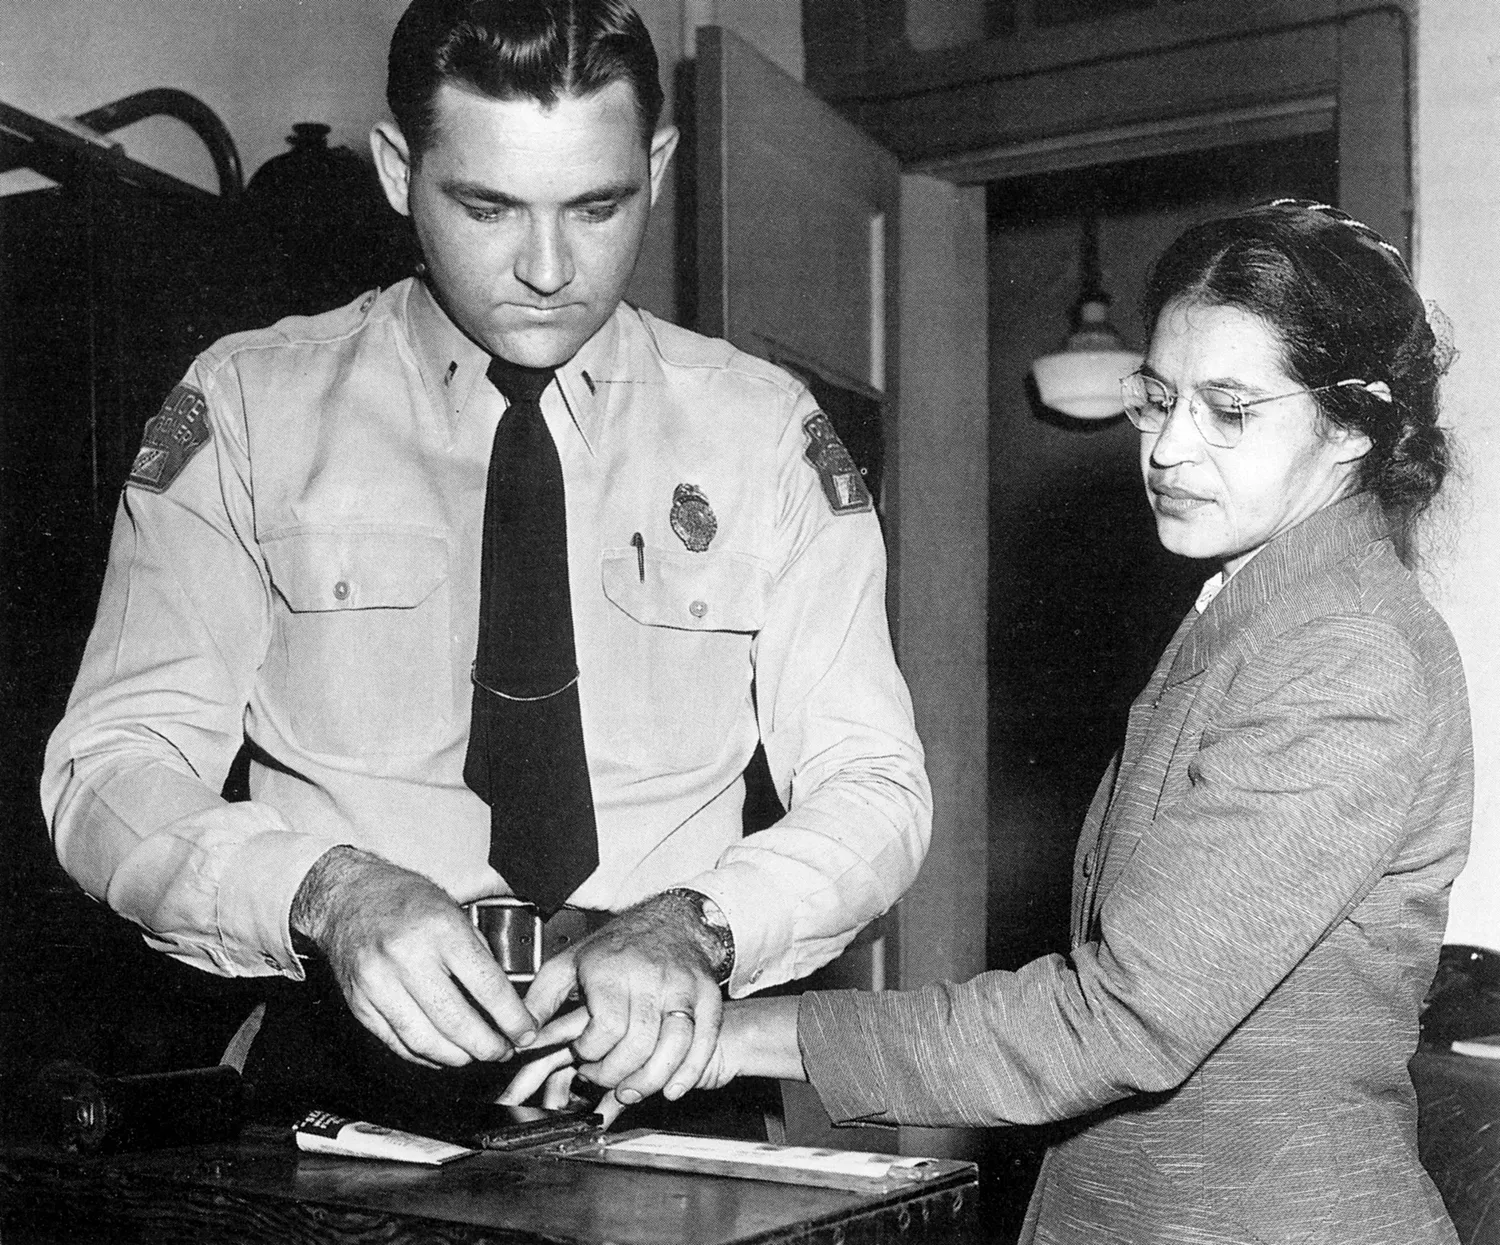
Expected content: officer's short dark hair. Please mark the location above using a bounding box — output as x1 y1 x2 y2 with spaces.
388 0 664 160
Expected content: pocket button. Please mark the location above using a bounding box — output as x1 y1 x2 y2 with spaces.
689 599 708 619
333 580 350 601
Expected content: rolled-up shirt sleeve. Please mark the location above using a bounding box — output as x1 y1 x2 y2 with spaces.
41 360 344 978
685 388 932 996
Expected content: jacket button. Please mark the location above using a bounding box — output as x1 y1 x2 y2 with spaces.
1082 850 1096 878
333 580 350 601
689 599 708 619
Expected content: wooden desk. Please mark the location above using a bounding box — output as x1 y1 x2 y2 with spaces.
1414 1047 1500 1245
0 1127 979 1244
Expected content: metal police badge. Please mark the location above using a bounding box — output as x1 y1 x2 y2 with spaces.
802 411 872 515
127 384 212 493
670 483 717 552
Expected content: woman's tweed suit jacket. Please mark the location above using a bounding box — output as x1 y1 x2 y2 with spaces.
800 494 1472 1244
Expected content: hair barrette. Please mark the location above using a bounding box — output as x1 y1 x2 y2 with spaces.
1334 378 1393 403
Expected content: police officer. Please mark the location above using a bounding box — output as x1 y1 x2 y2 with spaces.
42 0 929 1114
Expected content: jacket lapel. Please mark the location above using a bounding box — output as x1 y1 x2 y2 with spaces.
1073 609 1201 942
1076 495 1393 942
1082 616 1204 932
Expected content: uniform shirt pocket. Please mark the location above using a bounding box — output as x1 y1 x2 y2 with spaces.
601 546 768 632
261 526 452 757
598 548 769 770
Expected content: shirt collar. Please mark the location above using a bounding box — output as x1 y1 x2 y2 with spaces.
1192 541 1269 614
1192 572 1226 615
402 277 491 425
400 276 626 454
552 307 624 455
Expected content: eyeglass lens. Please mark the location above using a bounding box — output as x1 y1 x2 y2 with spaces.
1121 374 1244 447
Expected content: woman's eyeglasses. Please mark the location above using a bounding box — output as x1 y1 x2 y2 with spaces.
1121 372 1379 449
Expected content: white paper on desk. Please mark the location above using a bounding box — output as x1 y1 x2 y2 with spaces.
294 1109 478 1165
603 1133 932 1179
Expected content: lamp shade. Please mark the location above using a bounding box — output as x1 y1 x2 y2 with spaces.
1031 299 1142 420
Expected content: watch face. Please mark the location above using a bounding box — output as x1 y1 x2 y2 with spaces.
666 889 733 984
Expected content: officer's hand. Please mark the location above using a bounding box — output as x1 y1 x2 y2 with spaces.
290 846 538 1067
519 894 724 1106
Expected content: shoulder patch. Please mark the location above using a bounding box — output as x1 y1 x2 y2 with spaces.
127 385 212 493
802 411 872 515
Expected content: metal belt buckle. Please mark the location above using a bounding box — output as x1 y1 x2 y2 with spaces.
467 897 543 984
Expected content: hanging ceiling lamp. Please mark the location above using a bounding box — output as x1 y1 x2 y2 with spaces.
1030 214 1142 420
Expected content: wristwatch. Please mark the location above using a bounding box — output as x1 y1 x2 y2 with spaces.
664 888 736 987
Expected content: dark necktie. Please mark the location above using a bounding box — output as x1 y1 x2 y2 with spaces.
464 357 598 916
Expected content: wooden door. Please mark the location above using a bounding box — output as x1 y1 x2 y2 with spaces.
693 25 903 1150
694 24 901 996
694 26 898 424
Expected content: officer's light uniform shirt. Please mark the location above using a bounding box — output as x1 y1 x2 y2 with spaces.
42 278 931 998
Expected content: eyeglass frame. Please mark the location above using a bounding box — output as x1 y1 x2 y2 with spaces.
1120 371 1375 449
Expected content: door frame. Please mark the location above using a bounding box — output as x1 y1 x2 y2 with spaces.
811 0 1413 250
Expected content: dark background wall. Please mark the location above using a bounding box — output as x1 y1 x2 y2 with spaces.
0 132 417 1079
984 134 1339 970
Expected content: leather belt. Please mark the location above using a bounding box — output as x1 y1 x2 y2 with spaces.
466 899 612 983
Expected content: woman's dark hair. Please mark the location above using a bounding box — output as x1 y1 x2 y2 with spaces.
388 0 664 160
1142 200 1453 565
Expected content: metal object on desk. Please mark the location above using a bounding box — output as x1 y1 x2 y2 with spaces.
369 1099 605 1154
469 1104 605 1152
40 1062 244 1155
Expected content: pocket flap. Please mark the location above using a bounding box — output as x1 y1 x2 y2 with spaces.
262 528 449 613
601 548 768 632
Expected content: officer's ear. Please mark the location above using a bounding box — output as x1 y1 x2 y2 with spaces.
647 125 678 210
371 121 414 218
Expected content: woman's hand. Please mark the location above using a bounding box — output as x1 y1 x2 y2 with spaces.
497 996 806 1120
491 1008 619 1125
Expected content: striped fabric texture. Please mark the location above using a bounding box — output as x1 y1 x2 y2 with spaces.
800 494 1472 1244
